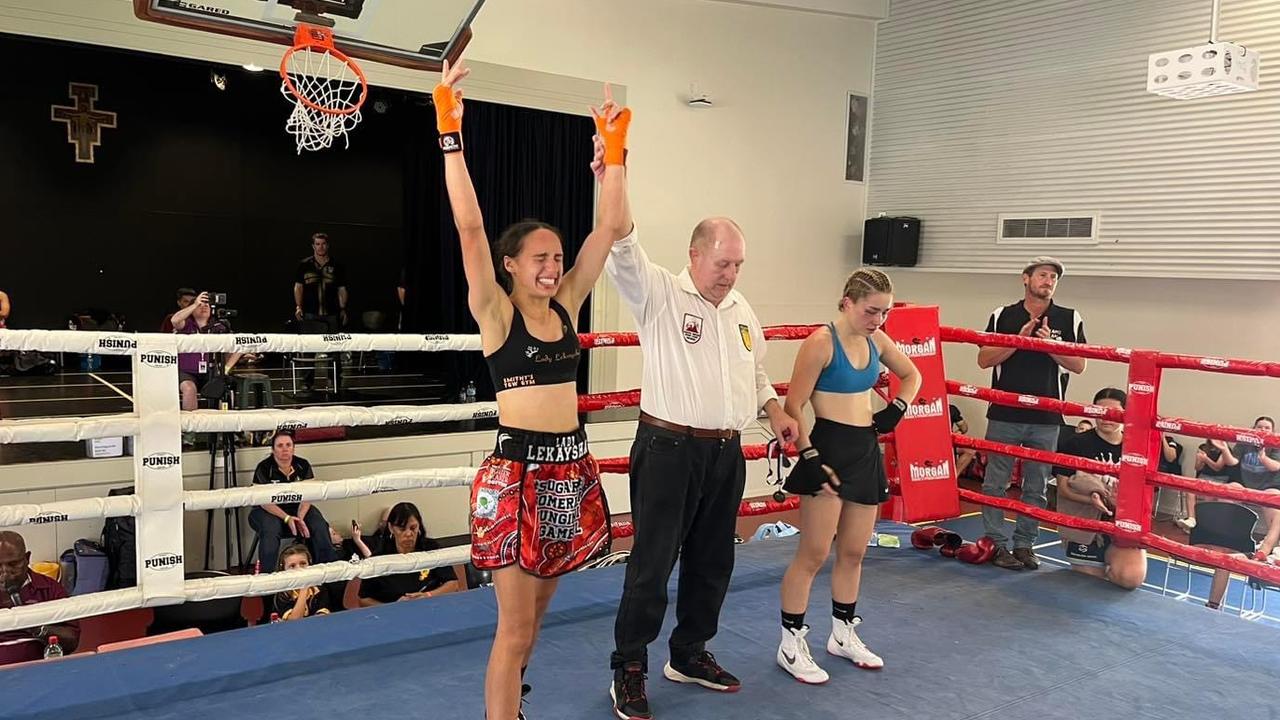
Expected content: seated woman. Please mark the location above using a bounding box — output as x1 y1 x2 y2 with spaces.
272 544 339 621
1176 438 1234 533
1219 416 1280 561
328 520 374 561
1053 387 1146 590
358 502 460 606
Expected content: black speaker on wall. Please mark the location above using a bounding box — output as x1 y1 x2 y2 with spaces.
862 216 920 267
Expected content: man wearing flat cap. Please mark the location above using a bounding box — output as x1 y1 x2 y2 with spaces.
975 256 1087 571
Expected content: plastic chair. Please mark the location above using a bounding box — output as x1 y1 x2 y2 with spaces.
99 629 203 653
357 311 385 372
1162 502 1261 613
234 372 274 410
148 571 247 635
464 562 493 589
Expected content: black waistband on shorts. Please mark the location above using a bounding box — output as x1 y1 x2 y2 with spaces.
812 417 878 435
493 425 588 463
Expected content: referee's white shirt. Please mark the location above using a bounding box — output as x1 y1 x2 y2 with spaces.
605 228 778 432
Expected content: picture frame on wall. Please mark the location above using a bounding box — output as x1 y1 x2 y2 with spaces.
845 93 868 183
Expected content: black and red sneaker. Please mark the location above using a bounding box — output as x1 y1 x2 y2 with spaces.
663 651 741 692
610 661 652 720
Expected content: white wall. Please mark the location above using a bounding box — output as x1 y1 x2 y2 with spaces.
466 0 880 388
865 0 1280 442
868 0 1280 280
891 270 1280 448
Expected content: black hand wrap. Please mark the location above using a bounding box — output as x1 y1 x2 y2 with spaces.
783 447 829 495
873 397 908 433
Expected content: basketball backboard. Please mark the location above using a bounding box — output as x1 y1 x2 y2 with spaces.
133 0 484 71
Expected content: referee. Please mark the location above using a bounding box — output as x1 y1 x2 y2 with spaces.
606 217 798 720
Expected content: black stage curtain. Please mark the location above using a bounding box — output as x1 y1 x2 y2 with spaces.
0 34 595 396
402 102 597 399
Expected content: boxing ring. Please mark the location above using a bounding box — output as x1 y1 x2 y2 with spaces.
1 308 1278 719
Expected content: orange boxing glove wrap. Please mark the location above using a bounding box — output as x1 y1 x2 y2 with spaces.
593 107 631 166
433 83 463 153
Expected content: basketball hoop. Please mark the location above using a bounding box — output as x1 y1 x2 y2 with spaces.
279 24 368 153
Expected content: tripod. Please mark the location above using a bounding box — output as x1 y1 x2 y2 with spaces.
201 356 244 571
204 431 245 571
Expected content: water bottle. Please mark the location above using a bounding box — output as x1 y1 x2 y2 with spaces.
269 612 282 624
465 380 477 404
44 635 64 660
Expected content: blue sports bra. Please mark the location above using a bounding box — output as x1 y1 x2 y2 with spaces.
814 323 880 394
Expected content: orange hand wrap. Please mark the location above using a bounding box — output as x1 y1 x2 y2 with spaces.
593 107 631 166
433 83 463 153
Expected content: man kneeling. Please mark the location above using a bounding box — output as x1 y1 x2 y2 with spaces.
1053 387 1146 590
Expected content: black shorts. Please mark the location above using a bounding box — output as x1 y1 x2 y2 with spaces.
806 418 888 506
1064 534 1112 567
179 372 207 387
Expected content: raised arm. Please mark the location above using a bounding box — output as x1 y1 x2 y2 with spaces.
434 61 505 325
559 86 633 317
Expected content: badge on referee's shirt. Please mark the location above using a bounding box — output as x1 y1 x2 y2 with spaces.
738 324 752 351
682 314 703 344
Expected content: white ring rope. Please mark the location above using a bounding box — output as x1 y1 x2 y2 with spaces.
0 495 141 528
182 468 475 511
181 402 499 434
0 402 503 445
0 413 140 444
0 546 473 632
0 329 482 355
0 469 476 527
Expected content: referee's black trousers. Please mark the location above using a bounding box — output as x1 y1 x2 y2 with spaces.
611 421 746 671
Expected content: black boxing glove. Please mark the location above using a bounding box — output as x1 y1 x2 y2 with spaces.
783 447 830 495
873 397 908 433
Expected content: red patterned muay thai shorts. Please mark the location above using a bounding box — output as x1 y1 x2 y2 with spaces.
470 426 612 577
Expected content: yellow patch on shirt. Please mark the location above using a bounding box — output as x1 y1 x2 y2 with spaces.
739 324 752 352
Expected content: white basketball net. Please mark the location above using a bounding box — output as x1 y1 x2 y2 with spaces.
280 44 366 153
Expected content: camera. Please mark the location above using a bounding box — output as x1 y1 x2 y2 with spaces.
207 291 239 322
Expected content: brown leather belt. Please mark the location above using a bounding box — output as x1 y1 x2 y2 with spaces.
639 411 740 440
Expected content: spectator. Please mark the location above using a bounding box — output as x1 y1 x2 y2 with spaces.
358 502 459 606
171 291 241 411
271 544 338 621
293 233 347 394
328 521 373 561
1053 388 1146 590
0 288 10 328
0 531 80 665
248 431 338 572
1219 416 1280 561
160 288 197 333
951 404 979 479
1176 439 1234 533
976 256 1087 571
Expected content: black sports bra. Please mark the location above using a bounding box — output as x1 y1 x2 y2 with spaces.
485 300 581 393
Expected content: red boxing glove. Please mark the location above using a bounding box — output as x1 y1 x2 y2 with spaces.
957 537 998 565
910 526 962 552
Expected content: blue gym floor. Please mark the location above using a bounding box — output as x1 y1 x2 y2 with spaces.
3 517 1277 720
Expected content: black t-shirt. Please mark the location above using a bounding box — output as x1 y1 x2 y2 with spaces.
252 456 314 517
358 539 459 604
1053 430 1122 478
272 583 338 619
1158 436 1184 476
984 300 1086 425
296 257 345 316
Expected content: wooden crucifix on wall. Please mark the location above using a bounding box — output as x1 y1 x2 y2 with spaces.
51 82 118 164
